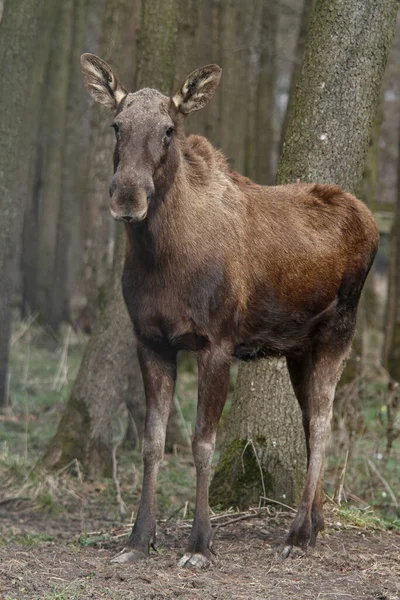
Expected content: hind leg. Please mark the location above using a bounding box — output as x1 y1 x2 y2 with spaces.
285 341 351 555
287 353 327 543
286 353 324 544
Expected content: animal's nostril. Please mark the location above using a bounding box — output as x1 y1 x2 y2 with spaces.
121 215 133 223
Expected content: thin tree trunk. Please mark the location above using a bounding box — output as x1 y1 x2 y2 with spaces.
211 0 399 508
249 0 277 185
217 0 259 173
35 0 75 330
0 0 48 408
21 0 59 321
280 0 314 152
341 99 383 384
384 125 400 381
51 0 91 326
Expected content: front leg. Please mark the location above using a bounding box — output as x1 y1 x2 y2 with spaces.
112 343 176 563
179 346 231 569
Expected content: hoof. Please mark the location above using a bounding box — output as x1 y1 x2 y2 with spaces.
178 552 210 570
111 548 147 564
281 545 292 559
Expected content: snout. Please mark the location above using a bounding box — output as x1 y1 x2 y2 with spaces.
110 207 148 223
109 178 154 223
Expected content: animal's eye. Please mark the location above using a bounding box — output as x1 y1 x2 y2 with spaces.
111 123 120 136
164 126 174 141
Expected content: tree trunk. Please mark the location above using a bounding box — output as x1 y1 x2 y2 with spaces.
51 0 91 327
42 0 187 476
210 0 399 509
34 0 75 330
248 0 277 185
42 231 139 477
340 99 383 384
209 358 306 509
0 0 48 408
216 0 260 174
21 0 59 322
279 0 314 153
384 125 400 381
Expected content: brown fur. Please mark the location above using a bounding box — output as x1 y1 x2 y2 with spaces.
81 55 379 567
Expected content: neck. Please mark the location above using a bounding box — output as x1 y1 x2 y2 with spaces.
124 146 190 268
124 133 234 271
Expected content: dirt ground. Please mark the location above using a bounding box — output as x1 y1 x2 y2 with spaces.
0 504 399 600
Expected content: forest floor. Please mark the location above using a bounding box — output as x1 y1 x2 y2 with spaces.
0 319 399 599
0 499 399 600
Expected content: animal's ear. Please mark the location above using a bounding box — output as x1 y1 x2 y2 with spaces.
80 53 128 109
172 64 222 115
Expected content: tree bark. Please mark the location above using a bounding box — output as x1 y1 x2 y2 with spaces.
34 0 75 330
248 0 277 185
210 0 399 509
0 0 48 408
279 0 314 153
21 1 59 322
42 231 140 477
209 358 306 509
384 124 400 381
340 99 383 384
51 0 91 327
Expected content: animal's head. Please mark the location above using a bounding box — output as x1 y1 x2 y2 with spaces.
81 54 222 223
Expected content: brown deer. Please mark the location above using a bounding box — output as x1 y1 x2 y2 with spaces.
81 53 379 569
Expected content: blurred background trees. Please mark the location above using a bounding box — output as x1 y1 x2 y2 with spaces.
0 0 399 520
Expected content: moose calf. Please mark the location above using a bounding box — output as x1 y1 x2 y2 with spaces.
81 54 379 568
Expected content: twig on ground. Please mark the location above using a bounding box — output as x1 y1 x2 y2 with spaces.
24 392 29 462
23 342 31 386
10 312 39 347
52 326 71 391
173 394 192 447
214 512 261 530
112 443 127 518
333 450 349 505
4 372 10 409
166 503 188 522
241 439 266 501
260 496 297 513
367 458 398 507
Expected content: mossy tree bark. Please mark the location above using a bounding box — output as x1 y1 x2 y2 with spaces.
210 0 399 509
0 0 49 408
209 359 306 509
42 0 187 476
